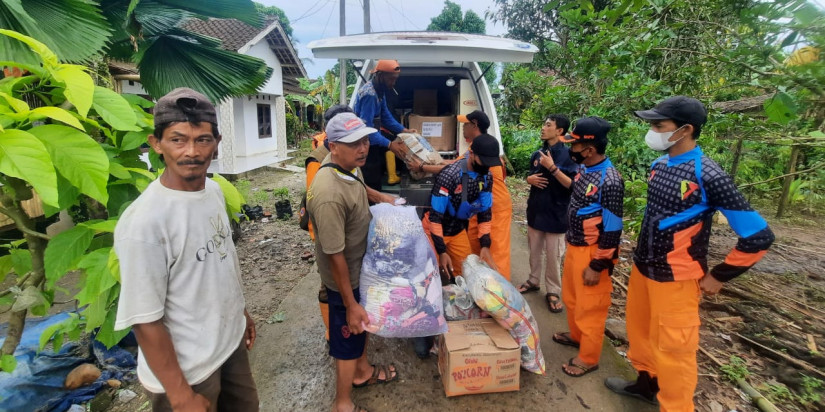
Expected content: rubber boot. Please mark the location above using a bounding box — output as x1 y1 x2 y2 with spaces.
604 371 659 405
385 151 400 185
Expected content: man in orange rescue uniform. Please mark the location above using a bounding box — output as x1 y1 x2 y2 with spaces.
550 117 624 378
458 110 513 280
605 96 774 410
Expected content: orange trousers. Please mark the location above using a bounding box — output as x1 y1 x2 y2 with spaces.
626 265 700 412
422 213 472 277
561 244 612 365
467 165 512 279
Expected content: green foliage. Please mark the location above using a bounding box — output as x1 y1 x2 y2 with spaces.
285 111 307 147
253 2 294 40
251 189 271 206
0 30 245 366
720 355 750 382
427 1 486 34
234 179 252 203
0 0 272 102
799 375 824 405
272 187 289 200
500 125 540 176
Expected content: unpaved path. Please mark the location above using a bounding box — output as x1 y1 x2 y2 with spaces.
248 220 654 411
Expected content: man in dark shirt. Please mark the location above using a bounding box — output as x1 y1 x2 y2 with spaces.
550 117 624 378
605 96 774 410
353 59 416 191
422 134 501 278
518 114 577 314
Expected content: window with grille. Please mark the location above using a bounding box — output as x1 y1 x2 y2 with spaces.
257 104 272 138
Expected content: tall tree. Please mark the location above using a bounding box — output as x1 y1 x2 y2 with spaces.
254 2 295 41
0 0 274 102
427 1 495 85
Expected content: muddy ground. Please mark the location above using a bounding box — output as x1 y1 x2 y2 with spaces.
95 154 823 411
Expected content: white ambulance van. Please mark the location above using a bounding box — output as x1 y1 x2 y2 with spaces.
307 31 537 201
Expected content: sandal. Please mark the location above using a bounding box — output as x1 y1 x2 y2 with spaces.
517 280 540 293
546 293 563 313
352 363 398 388
562 357 599 377
552 332 580 348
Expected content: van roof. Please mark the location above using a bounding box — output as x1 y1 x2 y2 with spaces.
307 31 537 63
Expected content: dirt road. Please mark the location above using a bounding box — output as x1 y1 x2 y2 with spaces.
248 219 656 411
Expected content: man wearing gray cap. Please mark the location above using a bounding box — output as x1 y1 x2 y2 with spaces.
114 88 258 412
308 112 399 412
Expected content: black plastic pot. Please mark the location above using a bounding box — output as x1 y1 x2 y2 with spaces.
275 199 293 220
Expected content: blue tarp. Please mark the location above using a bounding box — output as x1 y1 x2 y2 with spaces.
0 313 137 412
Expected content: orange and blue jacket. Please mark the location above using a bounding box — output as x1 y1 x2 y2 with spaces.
633 147 774 282
429 160 493 255
566 158 624 272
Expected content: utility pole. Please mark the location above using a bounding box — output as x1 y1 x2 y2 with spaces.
339 0 346 105
364 0 370 33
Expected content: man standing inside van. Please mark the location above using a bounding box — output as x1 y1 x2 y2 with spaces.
354 59 417 191
605 97 774 410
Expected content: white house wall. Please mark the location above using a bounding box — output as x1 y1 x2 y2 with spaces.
119 80 148 95
239 95 279 157
246 40 283 95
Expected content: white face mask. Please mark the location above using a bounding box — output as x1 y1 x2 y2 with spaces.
645 125 685 151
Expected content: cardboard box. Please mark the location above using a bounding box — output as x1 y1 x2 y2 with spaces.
408 114 457 152
413 89 438 116
438 319 521 397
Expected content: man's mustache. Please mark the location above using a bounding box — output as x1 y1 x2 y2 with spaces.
177 159 206 166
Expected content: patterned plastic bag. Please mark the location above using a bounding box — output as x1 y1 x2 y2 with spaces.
463 255 546 374
442 276 487 321
360 204 447 338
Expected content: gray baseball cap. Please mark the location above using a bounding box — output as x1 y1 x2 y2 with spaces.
325 112 376 143
153 87 218 126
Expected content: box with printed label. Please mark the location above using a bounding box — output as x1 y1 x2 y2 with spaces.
437 318 521 397
408 114 457 152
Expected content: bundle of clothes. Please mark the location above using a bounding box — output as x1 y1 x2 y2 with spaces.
360 204 447 338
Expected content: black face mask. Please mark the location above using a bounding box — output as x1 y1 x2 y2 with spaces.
569 148 587 164
474 161 490 176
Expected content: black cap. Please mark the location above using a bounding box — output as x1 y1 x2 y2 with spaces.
560 116 610 144
323 104 354 122
154 87 217 126
470 134 502 167
458 110 491 132
634 96 708 126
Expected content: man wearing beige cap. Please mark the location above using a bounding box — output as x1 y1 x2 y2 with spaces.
308 112 399 412
114 87 258 411
354 59 417 191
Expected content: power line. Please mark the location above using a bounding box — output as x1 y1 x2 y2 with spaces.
320 0 337 38
292 0 333 23
383 0 421 30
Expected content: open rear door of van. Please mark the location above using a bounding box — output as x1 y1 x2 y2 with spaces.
307 31 537 63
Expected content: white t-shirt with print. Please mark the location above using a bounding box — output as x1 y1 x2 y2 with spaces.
114 178 246 393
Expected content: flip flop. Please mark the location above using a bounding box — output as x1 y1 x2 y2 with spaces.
552 332 580 348
562 357 599 377
546 293 563 313
352 363 398 388
517 280 540 293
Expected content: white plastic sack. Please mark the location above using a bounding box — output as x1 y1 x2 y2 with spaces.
442 276 487 321
463 255 546 374
398 132 444 180
360 204 447 338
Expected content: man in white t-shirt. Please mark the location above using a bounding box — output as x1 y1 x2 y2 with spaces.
114 88 258 412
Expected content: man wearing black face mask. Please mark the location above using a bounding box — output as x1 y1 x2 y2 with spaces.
546 116 624 378
422 134 501 279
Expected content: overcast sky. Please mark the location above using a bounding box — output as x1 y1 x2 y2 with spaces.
258 0 508 78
